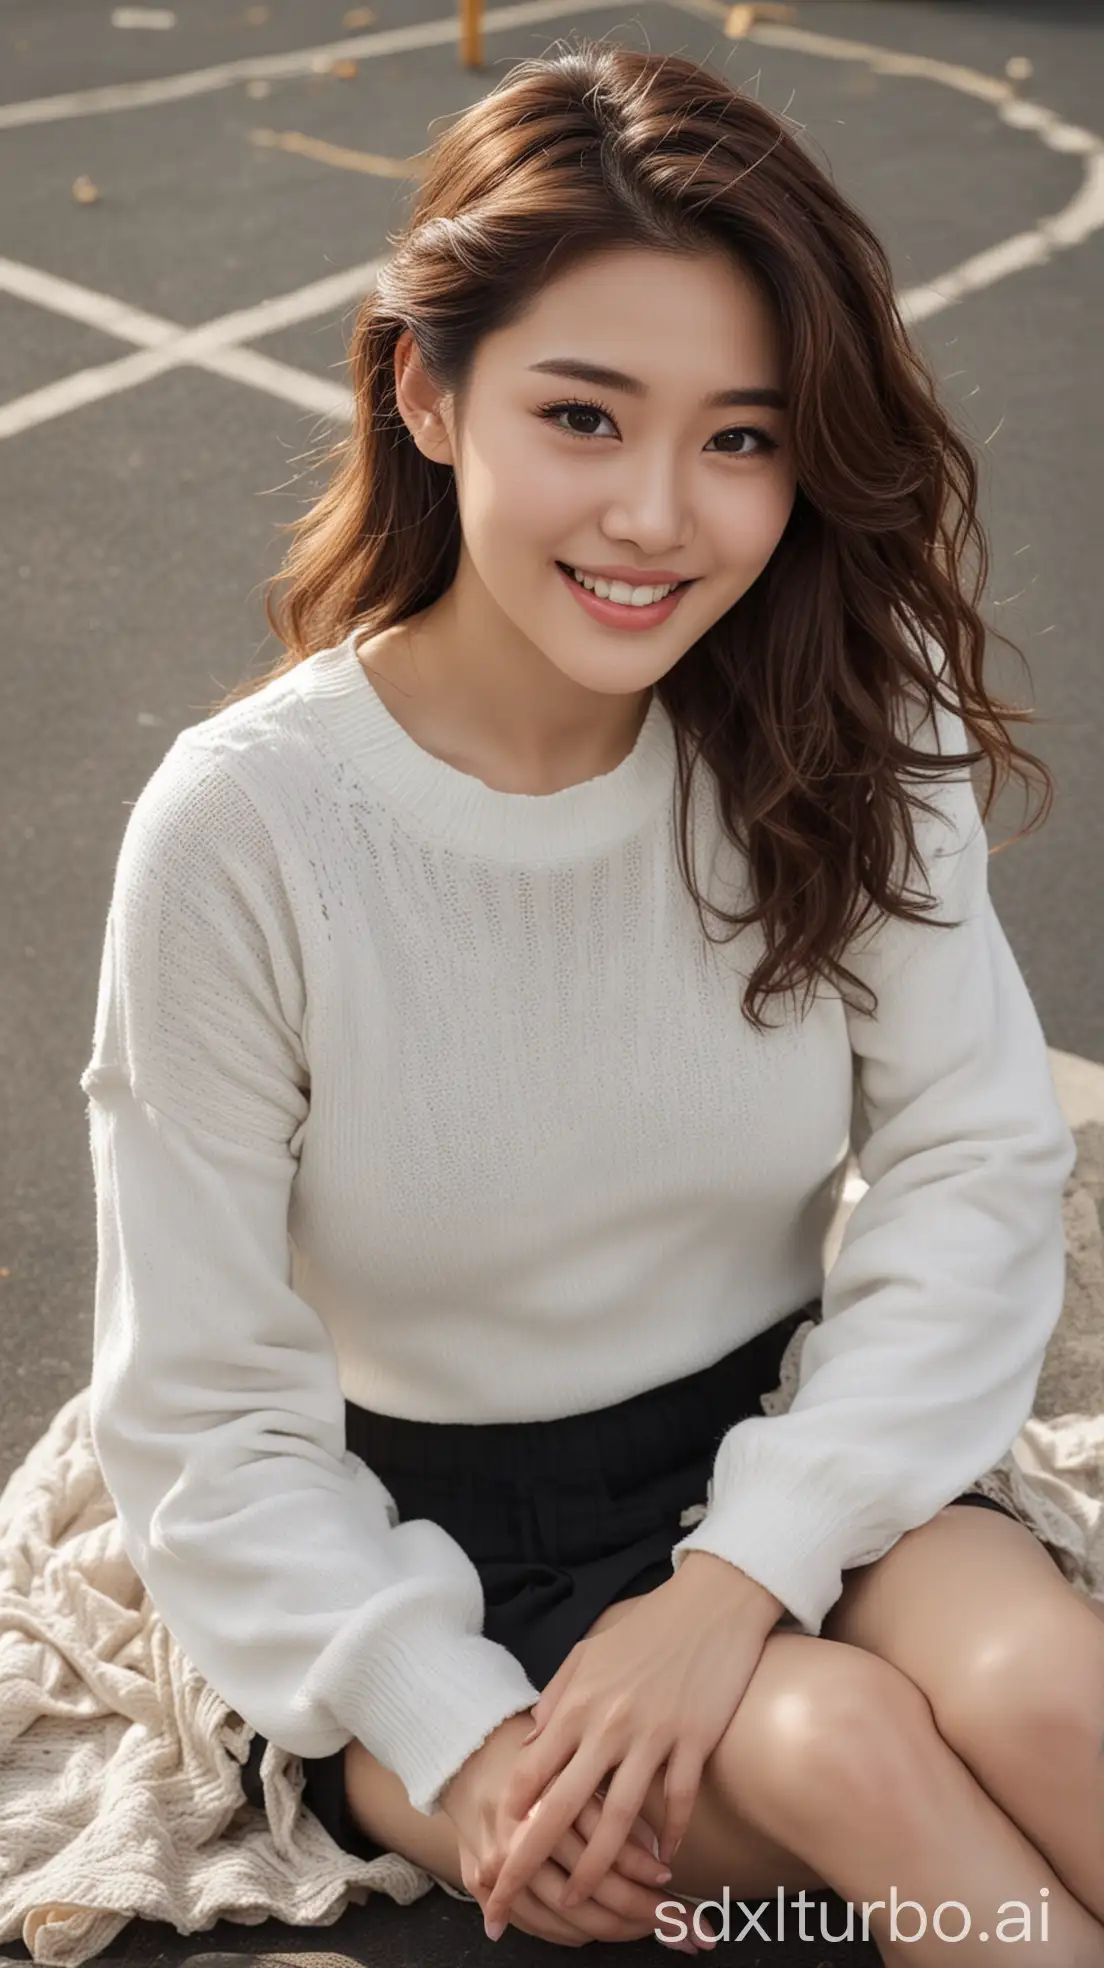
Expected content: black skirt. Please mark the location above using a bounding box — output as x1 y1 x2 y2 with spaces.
241 1296 1017 1860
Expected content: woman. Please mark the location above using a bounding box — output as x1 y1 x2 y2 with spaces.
82 38 1104 1965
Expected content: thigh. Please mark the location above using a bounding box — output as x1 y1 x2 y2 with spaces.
819 1501 1085 1732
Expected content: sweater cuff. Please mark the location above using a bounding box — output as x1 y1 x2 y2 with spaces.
327 1613 541 1818
670 1481 900 1639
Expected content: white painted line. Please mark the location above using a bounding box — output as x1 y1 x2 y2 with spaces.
0 311 359 441
177 257 385 350
196 342 353 418
0 0 617 130
683 11 1104 325
1 12 1102 445
0 345 183 440
111 7 178 26
2 2 1098 1096
0 255 385 437
902 165 1104 326
0 252 382 354
0 255 176 347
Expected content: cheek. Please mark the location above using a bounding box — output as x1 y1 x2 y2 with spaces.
732 475 797 566
481 474 573 554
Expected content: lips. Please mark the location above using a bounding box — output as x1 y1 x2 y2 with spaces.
556 562 689 592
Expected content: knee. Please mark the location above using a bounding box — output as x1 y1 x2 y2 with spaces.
706 1632 938 1835
933 1602 1104 1764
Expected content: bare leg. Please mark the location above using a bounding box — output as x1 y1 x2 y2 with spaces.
708 1628 1104 1968
345 1601 1104 1965
822 1504 1104 1923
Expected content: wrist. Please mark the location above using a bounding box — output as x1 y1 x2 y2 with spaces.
438 1712 520 1814
672 1549 787 1628
439 1742 486 1816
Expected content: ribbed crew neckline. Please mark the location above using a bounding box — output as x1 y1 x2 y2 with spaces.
290 628 678 861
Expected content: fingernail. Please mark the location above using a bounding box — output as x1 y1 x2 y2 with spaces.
485 1916 506 1940
519 1727 538 1745
655 1866 673 1883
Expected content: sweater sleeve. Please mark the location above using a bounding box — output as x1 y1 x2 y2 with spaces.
81 737 539 1817
670 687 1077 1635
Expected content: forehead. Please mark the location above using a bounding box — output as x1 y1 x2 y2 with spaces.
495 245 783 387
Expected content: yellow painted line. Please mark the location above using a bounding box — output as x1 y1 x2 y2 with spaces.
248 126 423 177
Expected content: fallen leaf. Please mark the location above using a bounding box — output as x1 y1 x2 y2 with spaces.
343 5 375 23
72 175 100 203
330 58 358 78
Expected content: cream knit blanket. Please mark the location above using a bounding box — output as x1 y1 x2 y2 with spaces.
3 1123 1102 1966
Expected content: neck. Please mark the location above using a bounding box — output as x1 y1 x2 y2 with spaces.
365 560 654 796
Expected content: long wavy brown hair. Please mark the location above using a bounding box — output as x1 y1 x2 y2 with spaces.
213 37 1053 1032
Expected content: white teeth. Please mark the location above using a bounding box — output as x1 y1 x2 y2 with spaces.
568 566 679 606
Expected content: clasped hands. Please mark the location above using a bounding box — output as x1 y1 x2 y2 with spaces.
439 1552 784 1948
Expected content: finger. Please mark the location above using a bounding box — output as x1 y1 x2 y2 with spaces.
553 1819 675 1931
657 1742 706 1867
559 1746 663 1909
483 1769 595 1928
503 1716 581 1825
510 1882 589 1948
572 1796 670 1887
482 1750 610 1928
551 1818 661 1928
626 1806 662 1855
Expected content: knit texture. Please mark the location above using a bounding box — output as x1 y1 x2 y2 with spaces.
78 628 1076 1821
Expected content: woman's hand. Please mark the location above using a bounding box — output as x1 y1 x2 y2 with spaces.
440 1710 707 1949
479 1553 785 1935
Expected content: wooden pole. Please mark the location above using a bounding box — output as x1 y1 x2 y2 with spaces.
459 0 483 67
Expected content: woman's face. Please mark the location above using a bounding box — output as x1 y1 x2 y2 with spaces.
399 244 799 702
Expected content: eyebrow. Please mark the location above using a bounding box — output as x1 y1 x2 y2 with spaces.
526 358 788 411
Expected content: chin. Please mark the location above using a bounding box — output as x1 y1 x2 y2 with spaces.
549 661 665 697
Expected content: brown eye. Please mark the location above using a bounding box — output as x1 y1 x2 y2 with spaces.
535 398 779 456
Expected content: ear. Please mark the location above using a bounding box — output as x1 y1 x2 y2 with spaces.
393 327 456 468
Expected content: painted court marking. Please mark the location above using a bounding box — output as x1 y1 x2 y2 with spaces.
0 0 620 129
2 1 1101 1090
2 7 1103 424
1 2 1102 442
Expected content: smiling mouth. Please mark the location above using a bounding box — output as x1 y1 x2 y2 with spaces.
555 562 694 593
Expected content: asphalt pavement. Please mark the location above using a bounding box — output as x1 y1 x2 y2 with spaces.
1 3 1102 1963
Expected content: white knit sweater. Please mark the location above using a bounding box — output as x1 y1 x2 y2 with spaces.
81 628 1075 1821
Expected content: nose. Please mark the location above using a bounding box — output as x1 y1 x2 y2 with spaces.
601 448 691 560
